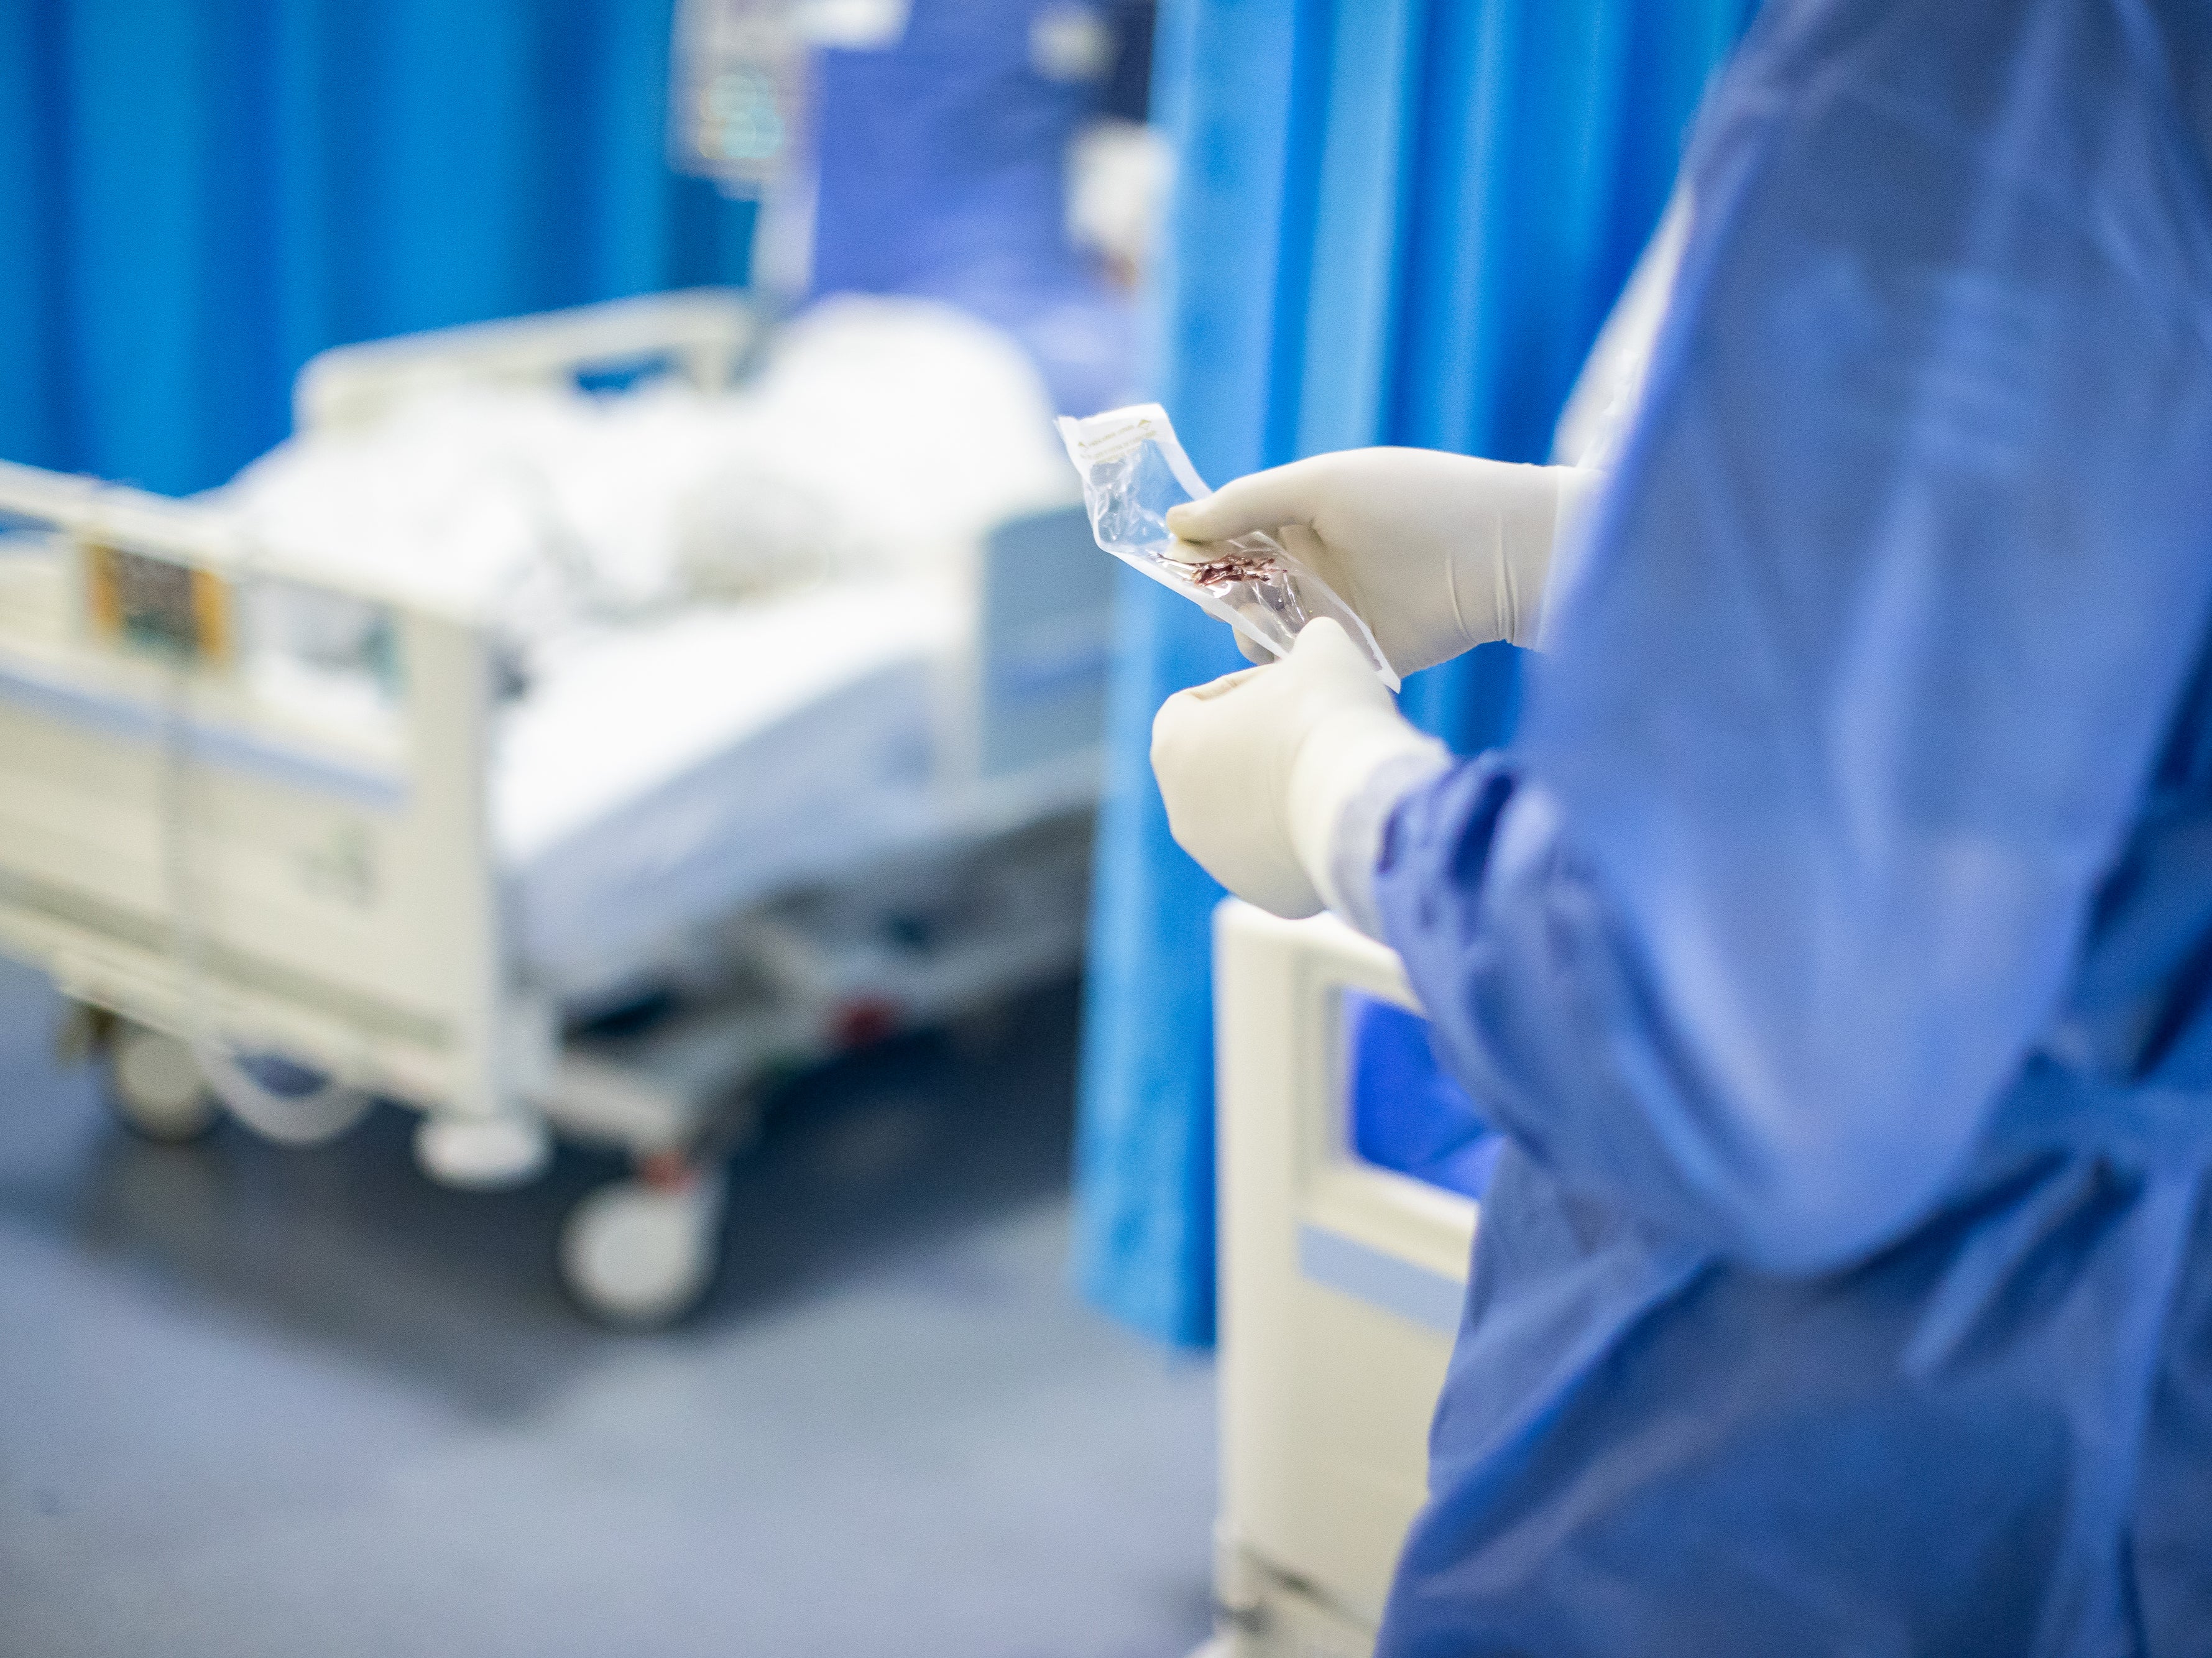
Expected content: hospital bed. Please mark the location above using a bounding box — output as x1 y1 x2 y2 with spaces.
0 290 1112 1324
1200 900 1486 1657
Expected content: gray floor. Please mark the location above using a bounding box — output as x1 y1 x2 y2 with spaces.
0 959 1215 1658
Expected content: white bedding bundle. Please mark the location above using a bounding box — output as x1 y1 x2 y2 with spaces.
219 294 1076 640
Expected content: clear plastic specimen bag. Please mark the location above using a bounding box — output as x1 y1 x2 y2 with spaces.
1055 403 1399 689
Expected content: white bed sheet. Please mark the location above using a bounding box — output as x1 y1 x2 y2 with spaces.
496 580 966 1005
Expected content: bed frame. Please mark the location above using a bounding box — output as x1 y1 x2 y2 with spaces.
0 290 1108 1323
1200 901 1478 1657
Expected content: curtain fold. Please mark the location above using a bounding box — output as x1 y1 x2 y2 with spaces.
0 0 755 498
1076 0 1758 1348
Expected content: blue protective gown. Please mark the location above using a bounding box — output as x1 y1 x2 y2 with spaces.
1371 2 2212 1652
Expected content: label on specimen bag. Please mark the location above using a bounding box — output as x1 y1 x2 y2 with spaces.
1054 404 1399 689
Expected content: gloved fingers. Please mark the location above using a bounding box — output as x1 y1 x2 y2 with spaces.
1151 668 1261 763
1235 630 1270 666
1147 634 1332 924
1276 521 1331 571
1151 733 1326 921
1291 615 1348 653
1273 520 1367 621
1179 663 1270 703
1289 614 1382 678
1163 457 1334 545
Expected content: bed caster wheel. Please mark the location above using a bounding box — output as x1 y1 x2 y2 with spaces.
560 1175 721 1328
414 1114 549 1189
103 1023 220 1144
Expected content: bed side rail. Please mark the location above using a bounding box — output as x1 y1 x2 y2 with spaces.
0 460 538 1126
295 288 767 434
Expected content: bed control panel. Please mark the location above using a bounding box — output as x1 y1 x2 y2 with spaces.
80 541 235 668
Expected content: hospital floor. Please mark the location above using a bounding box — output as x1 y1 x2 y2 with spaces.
0 959 1216 1658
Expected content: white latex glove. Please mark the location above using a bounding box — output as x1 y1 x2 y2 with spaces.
1163 448 1605 675
1151 617 1447 921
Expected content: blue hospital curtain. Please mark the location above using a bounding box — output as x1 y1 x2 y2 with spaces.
0 0 753 497
1076 0 1759 1347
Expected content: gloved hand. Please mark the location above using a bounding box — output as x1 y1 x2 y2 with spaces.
1163 448 1605 675
1152 617 1447 921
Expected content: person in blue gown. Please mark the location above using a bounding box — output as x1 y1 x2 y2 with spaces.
1149 0 2212 1649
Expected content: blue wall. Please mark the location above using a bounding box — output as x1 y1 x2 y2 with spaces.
1075 0 1759 1348
0 0 754 497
